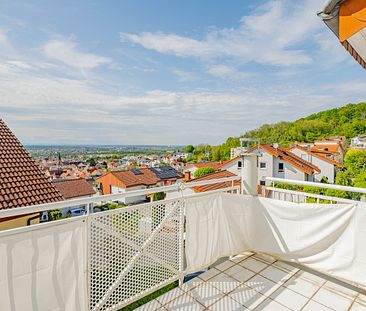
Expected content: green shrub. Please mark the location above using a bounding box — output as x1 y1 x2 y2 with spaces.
194 166 215 178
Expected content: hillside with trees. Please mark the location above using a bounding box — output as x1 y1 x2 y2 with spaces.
186 102 366 162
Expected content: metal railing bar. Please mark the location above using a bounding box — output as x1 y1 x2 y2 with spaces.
266 177 366 194
0 176 240 219
265 187 366 205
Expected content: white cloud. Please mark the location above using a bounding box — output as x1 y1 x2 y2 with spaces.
121 0 324 66
0 30 7 45
1 60 364 145
43 38 112 69
207 65 253 80
172 69 196 82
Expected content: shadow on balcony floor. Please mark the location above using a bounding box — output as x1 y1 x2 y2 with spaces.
136 252 366 310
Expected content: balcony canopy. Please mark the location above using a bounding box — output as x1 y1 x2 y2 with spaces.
318 0 366 69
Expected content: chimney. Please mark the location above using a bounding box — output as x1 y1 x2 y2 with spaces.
184 171 191 182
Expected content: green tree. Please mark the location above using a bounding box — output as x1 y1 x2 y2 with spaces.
325 171 353 199
354 171 366 188
194 167 215 178
87 157 97 166
344 149 366 176
184 145 195 153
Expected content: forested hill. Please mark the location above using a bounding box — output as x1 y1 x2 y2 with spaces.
208 102 366 161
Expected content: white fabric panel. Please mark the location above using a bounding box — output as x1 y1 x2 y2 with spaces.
0 219 87 311
185 193 250 272
185 193 366 288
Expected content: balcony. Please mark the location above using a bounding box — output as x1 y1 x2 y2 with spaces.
140 252 366 310
0 176 365 311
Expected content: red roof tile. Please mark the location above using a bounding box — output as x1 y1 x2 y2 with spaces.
187 170 240 192
97 168 161 188
289 145 344 168
52 178 96 199
0 119 64 210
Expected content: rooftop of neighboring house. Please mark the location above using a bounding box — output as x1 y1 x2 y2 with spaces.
149 166 184 180
187 170 240 193
311 144 341 155
52 178 96 200
0 119 64 210
253 144 321 175
288 144 344 168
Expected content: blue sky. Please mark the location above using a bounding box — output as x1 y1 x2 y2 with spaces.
0 0 365 145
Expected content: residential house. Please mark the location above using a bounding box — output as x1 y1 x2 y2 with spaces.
288 145 344 183
51 178 97 217
311 139 345 163
230 147 242 159
0 119 64 230
218 156 242 176
351 134 366 149
248 144 320 187
96 166 183 205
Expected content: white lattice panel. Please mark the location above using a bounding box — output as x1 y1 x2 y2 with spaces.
88 199 184 311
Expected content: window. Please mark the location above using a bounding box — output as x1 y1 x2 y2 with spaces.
301 154 307 160
278 163 284 172
326 154 332 158
260 180 266 186
237 161 242 168
260 162 266 169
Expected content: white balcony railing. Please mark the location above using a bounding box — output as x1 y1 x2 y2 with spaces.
0 177 240 311
265 176 366 204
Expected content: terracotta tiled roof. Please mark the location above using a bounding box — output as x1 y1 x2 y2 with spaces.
98 168 161 188
289 145 344 168
252 144 321 175
0 119 64 210
311 144 341 155
187 170 240 193
52 178 96 199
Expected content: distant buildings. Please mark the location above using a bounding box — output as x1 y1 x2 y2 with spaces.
351 135 366 149
230 147 243 159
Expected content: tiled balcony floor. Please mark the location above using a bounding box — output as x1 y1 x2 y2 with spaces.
137 252 366 311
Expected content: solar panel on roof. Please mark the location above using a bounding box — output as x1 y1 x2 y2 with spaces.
131 169 143 175
149 166 182 179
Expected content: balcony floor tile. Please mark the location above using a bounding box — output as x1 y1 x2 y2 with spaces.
138 252 365 311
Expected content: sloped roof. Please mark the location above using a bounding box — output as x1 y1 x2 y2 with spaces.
187 170 240 193
289 145 344 168
0 119 64 210
97 168 161 188
251 144 321 175
149 166 183 180
52 178 96 199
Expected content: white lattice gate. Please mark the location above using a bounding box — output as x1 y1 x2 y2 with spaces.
88 198 185 311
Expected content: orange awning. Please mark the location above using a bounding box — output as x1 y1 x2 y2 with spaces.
319 0 366 69
339 0 366 42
